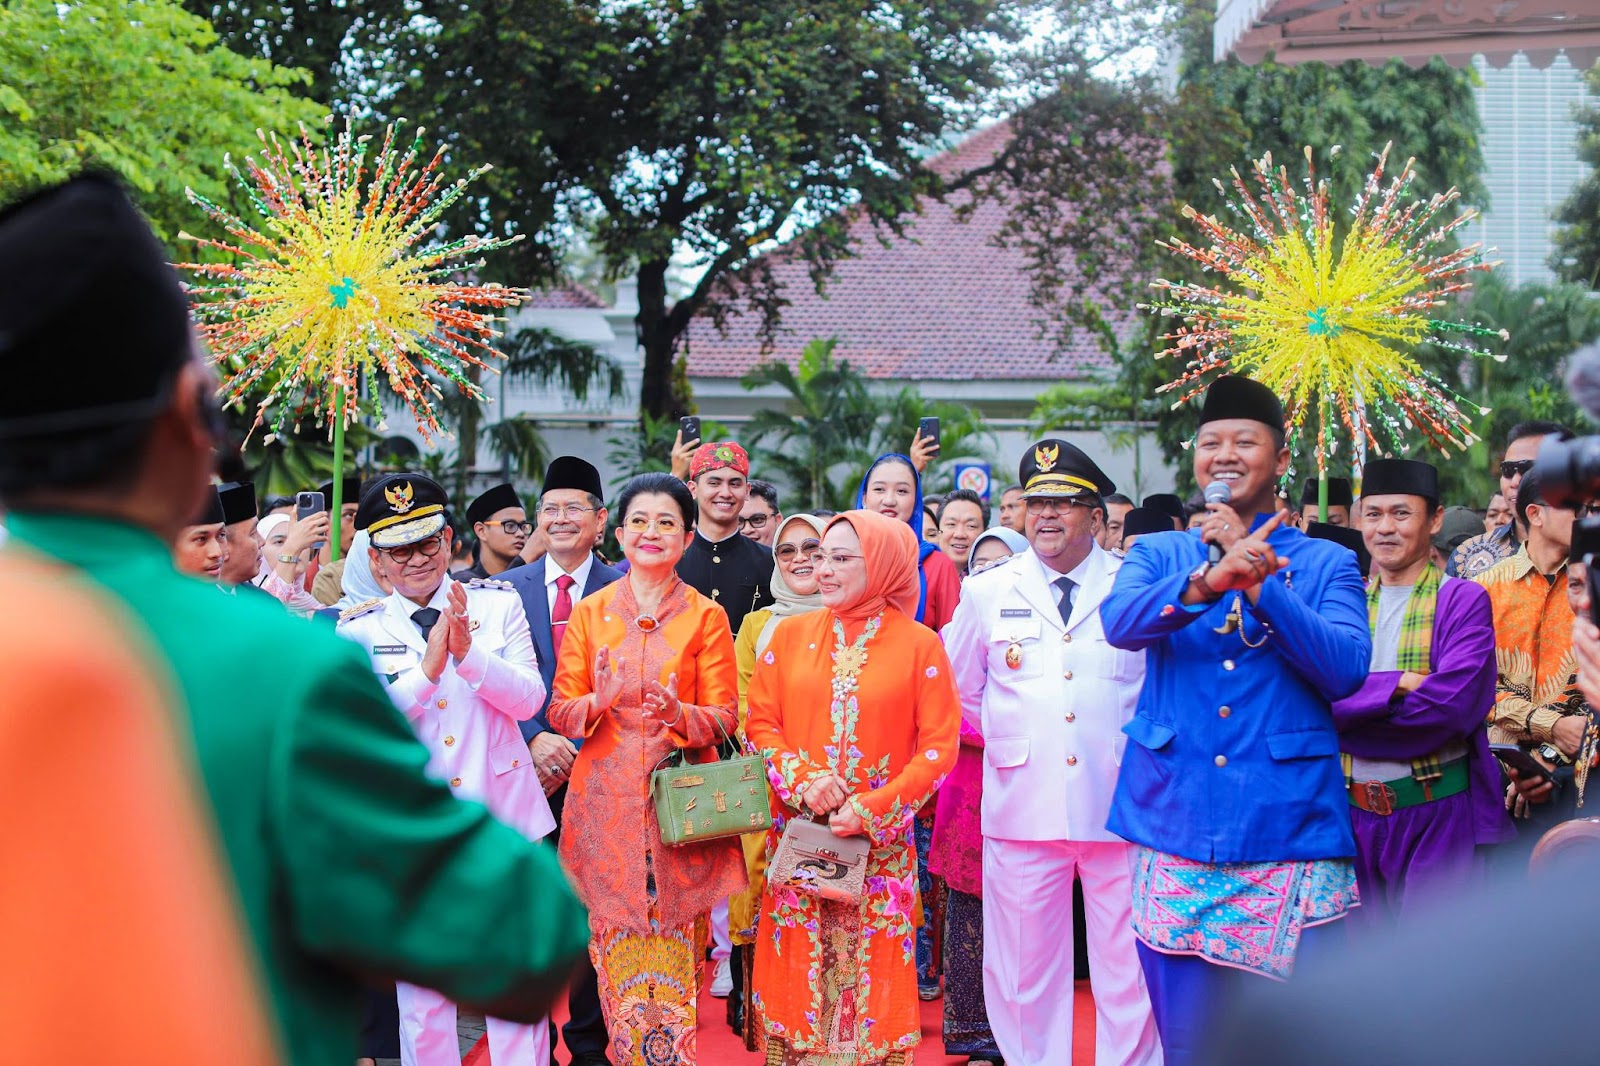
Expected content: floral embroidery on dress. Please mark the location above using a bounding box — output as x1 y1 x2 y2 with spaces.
763 650 776 666
925 665 939 678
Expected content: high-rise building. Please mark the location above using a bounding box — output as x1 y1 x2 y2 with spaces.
1468 52 1594 285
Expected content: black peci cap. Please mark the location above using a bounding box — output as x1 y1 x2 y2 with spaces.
1122 507 1175 540
1197 375 1284 434
466 483 522 526
190 487 225 527
1306 520 1371 577
319 477 362 511
1018 439 1114 500
218 481 257 525
1142 494 1185 524
1302 477 1354 508
0 174 193 439
1359 460 1439 505
542 456 605 501
358 473 449 548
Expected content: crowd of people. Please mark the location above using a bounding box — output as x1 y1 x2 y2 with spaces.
9 175 1600 1066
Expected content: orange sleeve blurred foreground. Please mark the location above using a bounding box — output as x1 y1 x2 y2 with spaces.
0 553 278 1063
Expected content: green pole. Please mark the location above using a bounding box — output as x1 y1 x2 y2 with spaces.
1318 475 1329 525
330 386 346 563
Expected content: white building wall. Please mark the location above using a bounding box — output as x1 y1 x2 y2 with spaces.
1468 52 1594 286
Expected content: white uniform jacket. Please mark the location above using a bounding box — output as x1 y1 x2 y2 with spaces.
337 576 556 842
942 544 1144 842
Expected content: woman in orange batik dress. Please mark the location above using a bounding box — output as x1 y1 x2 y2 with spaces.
745 510 961 1065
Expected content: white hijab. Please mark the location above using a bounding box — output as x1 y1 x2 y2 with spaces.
335 529 387 609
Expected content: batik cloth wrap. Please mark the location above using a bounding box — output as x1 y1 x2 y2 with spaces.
1129 847 1359 980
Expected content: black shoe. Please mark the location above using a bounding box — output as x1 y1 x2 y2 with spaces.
726 993 744 1036
570 1054 612 1066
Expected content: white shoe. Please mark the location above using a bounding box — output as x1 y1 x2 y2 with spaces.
710 957 733 998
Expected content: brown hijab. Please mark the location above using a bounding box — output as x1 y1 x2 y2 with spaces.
825 509 920 621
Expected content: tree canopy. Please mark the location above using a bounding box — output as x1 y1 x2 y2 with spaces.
0 0 322 243
1552 60 1600 290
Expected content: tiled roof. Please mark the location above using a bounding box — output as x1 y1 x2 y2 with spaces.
685 121 1122 382
525 281 608 309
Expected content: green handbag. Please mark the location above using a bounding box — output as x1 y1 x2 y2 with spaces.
651 715 772 846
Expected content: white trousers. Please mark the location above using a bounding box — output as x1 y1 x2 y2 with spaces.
983 837 1162 1066
396 981 549 1066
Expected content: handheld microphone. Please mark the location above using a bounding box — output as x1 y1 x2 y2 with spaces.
1203 480 1232 565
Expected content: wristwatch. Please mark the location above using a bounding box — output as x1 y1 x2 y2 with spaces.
277 553 299 564
1187 561 1223 603
1538 742 1567 765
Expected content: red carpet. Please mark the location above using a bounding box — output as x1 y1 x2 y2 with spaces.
467 967 1097 1064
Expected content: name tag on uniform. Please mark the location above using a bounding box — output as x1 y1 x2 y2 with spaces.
1000 608 1033 618
373 645 408 655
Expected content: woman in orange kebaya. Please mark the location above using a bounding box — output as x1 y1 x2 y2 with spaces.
745 510 962 1065
549 473 746 1066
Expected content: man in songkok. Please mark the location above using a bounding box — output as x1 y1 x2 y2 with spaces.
944 439 1160 1066
458 482 529 580
505 455 620 1066
1331 459 1512 923
338 472 558 1066
1300 476 1353 527
0 172 586 1066
218 480 277 596
174 487 228 580
1102 375 1370 1066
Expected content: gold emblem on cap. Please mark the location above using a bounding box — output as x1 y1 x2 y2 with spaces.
1034 443 1059 473
384 481 415 513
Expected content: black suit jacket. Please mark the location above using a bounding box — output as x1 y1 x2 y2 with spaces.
506 554 623 742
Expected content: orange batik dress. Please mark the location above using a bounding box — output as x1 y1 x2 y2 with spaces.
550 576 747 1066
745 608 961 1065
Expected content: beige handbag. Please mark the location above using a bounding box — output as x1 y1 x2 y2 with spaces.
768 813 870 902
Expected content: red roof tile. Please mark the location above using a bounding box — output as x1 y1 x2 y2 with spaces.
685 121 1123 382
525 281 608 309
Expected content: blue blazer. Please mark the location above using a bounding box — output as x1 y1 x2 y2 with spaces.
506 555 623 742
1101 520 1371 864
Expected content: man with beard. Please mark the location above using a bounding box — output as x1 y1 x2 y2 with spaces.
1332 459 1511 923
1103 376 1370 1065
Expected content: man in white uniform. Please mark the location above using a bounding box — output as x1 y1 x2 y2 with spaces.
943 439 1161 1066
338 473 556 1066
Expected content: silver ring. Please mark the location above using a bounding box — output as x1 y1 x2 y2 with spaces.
549 764 562 775
1222 523 1231 531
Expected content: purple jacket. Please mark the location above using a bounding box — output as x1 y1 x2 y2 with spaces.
1331 576 1514 847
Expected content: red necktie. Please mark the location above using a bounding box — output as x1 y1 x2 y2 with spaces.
552 574 576 662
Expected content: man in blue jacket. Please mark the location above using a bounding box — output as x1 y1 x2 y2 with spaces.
507 455 621 1066
1101 376 1371 1066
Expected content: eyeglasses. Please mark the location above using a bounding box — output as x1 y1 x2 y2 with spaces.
820 552 864 566
379 535 445 564
1579 503 1600 518
623 514 683 535
1025 497 1092 514
1500 459 1536 480
539 504 596 521
775 539 823 562
739 512 773 529
497 520 535 535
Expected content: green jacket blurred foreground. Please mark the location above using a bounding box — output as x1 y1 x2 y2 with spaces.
8 512 590 1066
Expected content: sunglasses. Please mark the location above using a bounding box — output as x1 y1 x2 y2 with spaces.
1500 459 1536 480
775 539 823 562
379 534 445 565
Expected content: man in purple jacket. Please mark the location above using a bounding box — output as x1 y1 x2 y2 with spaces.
1334 458 1514 922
